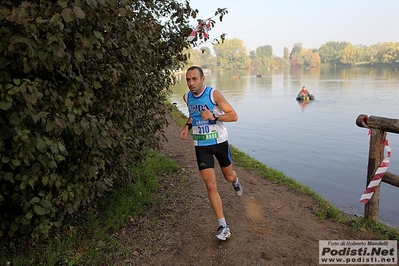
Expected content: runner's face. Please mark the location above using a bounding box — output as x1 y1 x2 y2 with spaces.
186 69 205 95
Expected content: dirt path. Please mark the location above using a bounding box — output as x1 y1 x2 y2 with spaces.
114 117 379 266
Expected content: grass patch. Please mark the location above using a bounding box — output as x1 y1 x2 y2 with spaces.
351 218 399 241
0 150 179 266
166 101 187 126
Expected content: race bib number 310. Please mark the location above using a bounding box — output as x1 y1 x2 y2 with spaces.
193 125 219 140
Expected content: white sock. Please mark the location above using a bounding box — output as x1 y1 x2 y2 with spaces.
218 218 227 228
233 177 239 186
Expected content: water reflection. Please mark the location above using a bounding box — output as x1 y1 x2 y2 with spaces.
298 99 311 112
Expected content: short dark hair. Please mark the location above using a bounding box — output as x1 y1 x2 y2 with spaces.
187 66 204 77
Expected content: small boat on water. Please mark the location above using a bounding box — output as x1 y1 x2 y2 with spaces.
296 86 314 101
296 93 315 101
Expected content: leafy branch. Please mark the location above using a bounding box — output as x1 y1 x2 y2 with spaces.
187 8 228 47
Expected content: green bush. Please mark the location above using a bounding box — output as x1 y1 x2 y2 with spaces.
0 0 225 239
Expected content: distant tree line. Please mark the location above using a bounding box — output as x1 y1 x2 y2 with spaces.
185 39 399 70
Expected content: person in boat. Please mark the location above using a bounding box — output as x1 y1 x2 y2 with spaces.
296 86 314 100
299 86 310 98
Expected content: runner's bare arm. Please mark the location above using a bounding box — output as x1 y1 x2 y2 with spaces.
212 90 238 122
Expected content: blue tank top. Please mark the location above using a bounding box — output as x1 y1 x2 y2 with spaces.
186 87 229 146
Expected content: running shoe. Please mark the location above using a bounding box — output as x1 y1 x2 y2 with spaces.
215 225 231 241
232 179 243 197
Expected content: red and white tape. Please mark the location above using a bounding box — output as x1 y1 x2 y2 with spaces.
360 116 392 204
186 18 211 42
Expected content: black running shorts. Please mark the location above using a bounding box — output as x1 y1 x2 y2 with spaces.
194 141 233 171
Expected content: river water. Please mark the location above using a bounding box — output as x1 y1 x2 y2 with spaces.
168 67 399 227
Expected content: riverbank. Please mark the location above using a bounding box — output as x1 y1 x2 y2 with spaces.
3 109 398 265
115 110 397 265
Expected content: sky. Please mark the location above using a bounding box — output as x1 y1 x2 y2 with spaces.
186 0 399 57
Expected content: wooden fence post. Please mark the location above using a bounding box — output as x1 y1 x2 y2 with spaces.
356 114 399 222
364 129 386 221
